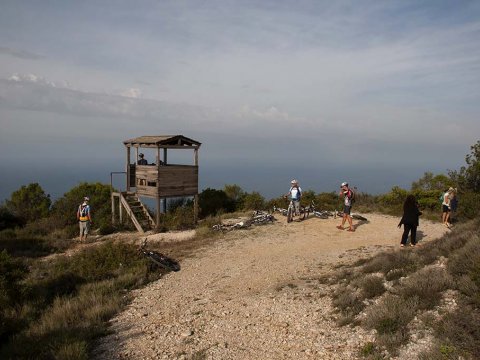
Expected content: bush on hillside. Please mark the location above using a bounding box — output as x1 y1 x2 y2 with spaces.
0 206 24 231
5 183 51 224
411 172 455 192
224 184 246 210
51 182 112 231
242 191 265 210
198 188 234 218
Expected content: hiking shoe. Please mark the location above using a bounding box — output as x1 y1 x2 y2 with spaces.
347 228 355 232
400 244 405 247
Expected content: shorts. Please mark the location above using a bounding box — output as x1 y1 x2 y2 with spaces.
343 205 352 215
293 200 301 215
79 221 90 236
442 205 450 213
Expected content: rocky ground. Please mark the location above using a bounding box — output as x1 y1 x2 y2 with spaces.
93 213 448 360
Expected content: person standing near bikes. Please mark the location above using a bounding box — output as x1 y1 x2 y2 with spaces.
285 179 302 218
337 182 355 232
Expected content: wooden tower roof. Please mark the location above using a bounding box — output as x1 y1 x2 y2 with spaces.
123 135 201 148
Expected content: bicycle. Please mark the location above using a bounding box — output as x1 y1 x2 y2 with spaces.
284 197 304 222
334 209 368 221
212 221 250 231
251 211 275 225
313 209 334 219
139 239 180 272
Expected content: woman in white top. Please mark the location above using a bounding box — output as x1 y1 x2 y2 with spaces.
442 187 455 228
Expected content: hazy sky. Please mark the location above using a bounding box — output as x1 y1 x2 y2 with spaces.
1 1 479 200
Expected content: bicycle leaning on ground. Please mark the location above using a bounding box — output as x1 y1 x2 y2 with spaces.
139 238 181 272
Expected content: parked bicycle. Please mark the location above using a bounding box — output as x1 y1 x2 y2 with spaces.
313 209 334 219
212 221 250 232
334 210 368 221
251 210 275 225
139 238 180 272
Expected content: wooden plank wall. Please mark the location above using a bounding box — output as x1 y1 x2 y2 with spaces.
158 165 198 197
135 165 198 198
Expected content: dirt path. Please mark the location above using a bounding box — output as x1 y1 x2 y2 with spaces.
94 214 448 360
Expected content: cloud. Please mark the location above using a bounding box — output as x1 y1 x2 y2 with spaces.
0 46 44 60
120 88 142 98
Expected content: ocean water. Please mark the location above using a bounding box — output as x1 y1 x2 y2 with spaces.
0 160 441 203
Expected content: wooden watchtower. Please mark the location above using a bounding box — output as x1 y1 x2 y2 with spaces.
112 135 201 233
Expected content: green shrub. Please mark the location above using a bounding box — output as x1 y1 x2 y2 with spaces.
5 183 51 224
0 251 28 345
98 223 116 235
0 236 56 258
198 188 234 218
242 192 265 210
51 241 143 282
0 240 153 359
160 205 195 230
51 182 112 233
0 251 28 307
0 206 24 231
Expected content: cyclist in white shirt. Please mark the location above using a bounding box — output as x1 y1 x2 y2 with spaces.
285 179 302 217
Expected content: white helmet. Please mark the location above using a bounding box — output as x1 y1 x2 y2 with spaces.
291 179 298 185
341 182 348 187
84 196 90 201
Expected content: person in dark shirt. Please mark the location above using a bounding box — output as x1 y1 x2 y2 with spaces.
398 195 422 247
138 153 148 165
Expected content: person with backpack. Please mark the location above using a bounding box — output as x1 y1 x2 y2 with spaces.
337 182 355 232
398 195 422 247
77 197 92 242
285 179 302 218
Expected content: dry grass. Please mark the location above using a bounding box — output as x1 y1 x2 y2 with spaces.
361 250 420 278
427 303 480 360
364 294 418 353
330 218 480 358
353 274 386 299
332 285 365 325
0 241 153 359
397 266 453 310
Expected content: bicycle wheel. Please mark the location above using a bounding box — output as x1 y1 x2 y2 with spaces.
299 206 306 220
287 206 294 223
148 251 181 272
314 211 329 219
352 214 368 221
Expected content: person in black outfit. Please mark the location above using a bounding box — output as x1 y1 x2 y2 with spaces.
138 153 148 165
398 195 422 247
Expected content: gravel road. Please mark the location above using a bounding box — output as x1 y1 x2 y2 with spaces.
94 213 447 359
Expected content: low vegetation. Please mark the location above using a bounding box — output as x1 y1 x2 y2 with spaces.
331 218 480 358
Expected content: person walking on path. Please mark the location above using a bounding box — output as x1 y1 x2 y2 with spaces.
285 179 302 218
398 194 422 247
77 197 92 242
337 182 355 232
441 187 455 228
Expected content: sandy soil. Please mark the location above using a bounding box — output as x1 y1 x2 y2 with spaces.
93 213 448 360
